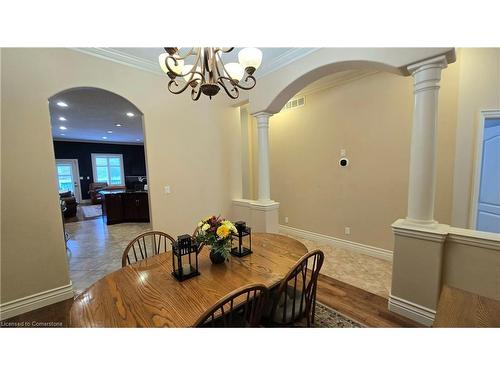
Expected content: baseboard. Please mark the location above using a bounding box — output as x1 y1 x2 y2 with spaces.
0 282 74 320
279 225 393 261
388 294 436 326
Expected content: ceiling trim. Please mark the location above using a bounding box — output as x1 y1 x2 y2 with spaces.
254 48 320 78
71 47 321 79
53 137 144 146
72 48 162 75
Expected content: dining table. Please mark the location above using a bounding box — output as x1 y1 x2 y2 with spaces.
69 233 308 327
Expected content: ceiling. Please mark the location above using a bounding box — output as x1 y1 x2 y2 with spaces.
74 47 318 78
50 87 143 144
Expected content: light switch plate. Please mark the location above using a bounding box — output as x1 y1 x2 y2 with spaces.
164 186 171 194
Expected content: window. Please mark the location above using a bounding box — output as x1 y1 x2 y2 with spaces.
57 164 74 192
91 154 125 186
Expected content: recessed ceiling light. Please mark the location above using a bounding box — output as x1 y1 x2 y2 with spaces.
115 123 122 127
107 130 113 134
56 101 68 107
102 136 107 139
59 126 67 130
59 116 67 121
126 112 135 117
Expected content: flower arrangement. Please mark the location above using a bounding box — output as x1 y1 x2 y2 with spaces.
195 215 237 262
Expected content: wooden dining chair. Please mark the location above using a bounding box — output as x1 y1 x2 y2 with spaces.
268 249 324 327
193 284 269 328
122 230 176 267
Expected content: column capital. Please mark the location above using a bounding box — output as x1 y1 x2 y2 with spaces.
253 111 273 127
408 55 447 93
407 55 448 75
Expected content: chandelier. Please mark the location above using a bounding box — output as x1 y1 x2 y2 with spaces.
158 47 262 101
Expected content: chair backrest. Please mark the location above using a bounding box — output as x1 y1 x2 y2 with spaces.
122 231 176 267
89 182 108 192
194 284 269 328
271 249 324 327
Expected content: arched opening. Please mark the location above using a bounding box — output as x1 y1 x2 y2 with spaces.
48 87 151 295
265 60 402 114
242 63 418 299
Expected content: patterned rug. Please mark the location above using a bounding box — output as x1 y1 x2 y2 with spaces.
301 302 365 328
81 204 102 218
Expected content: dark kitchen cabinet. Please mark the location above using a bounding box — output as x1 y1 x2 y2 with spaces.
101 190 150 225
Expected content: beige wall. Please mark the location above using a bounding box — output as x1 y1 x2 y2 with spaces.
251 64 459 250
451 48 500 228
443 230 500 301
0 48 240 303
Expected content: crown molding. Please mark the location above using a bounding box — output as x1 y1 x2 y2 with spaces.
71 48 321 79
53 137 143 146
71 48 163 75
254 48 320 78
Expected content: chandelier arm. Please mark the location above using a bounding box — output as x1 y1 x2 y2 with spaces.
165 55 182 76
176 48 196 60
167 79 196 95
231 75 257 90
177 50 204 83
216 77 240 99
191 86 202 101
218 47 234 54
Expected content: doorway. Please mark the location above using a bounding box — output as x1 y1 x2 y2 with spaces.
56 159 82 202
471 110 500 233
48 87 151 295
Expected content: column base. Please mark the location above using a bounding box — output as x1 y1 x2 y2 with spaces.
402 217 439 229
389 218 449 325
231 199 280 233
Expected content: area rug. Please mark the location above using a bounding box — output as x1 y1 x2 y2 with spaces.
81 205 102 218
296 302 365 328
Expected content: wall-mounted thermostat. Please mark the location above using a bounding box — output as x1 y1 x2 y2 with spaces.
339 158 349 167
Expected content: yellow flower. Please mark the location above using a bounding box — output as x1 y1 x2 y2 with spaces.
223 220 237 234
216 224 231 239
197 221 204 228
201 223 210 232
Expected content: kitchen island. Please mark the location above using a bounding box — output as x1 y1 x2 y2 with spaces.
100 190 150 225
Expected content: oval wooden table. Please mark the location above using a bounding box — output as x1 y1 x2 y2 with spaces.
70 233 307 327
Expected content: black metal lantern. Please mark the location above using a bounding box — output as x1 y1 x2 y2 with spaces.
172 234 200 281
231 221 252 257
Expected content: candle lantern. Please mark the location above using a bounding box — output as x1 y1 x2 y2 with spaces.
231 221 252 257
172 234 200 281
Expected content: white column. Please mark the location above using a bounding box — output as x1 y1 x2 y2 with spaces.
405 56 447 226
254 112 273 202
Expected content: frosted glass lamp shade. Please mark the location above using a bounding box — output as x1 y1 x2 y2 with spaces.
224 63 245 82
238 48 262 75
159 53 184 76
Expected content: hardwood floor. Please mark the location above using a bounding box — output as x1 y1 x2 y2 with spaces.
316 274 422 327
0 298 74 328
1 273 420 328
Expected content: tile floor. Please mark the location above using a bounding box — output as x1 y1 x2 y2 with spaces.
65 217 151 295
285 234 393 298
65 218 392 298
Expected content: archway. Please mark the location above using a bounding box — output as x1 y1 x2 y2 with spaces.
48 87 151 295
235 48 457 321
